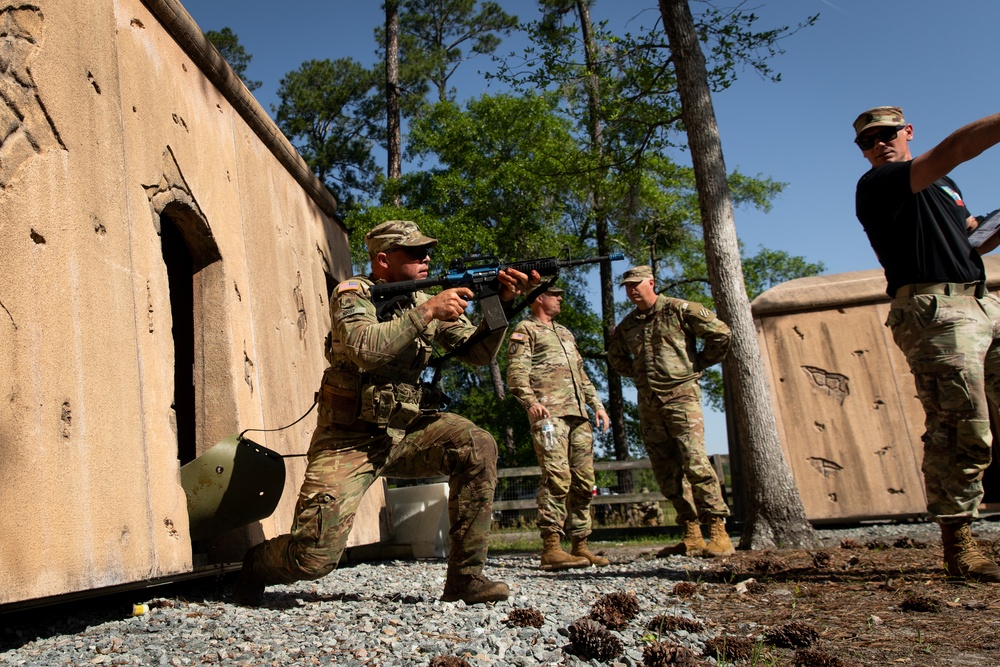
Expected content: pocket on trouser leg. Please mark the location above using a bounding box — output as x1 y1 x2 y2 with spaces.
291 494 343 580
913 366 974 415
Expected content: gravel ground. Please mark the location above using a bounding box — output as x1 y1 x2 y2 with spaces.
3 519 999 667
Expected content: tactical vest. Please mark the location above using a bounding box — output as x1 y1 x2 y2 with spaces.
318 276 436 434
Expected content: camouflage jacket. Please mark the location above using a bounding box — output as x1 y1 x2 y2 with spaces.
607 294 730 399
317 275 505 434
506 315 605 419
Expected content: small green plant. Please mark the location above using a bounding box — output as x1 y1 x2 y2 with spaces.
749 640 777 667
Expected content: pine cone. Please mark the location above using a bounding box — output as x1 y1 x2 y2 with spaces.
764 621 819 648
505 607 544 628
567 618 624 661
641 641 698 667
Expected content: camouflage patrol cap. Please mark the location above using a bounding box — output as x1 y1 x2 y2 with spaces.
364 220 438 255
620 265 653 285
852 106 906 137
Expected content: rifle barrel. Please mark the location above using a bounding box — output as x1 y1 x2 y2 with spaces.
371 275 449 298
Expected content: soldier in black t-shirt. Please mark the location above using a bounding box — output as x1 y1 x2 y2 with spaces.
854 106 1000 582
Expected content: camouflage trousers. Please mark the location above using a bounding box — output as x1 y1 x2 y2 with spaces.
887 290 1000 522
531 415 596 539
250 411 498 585
637 382 729 525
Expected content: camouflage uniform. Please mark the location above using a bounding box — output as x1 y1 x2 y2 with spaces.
887 291 1000 522
248 275 505 587
608 293 731 524
507 314 605 539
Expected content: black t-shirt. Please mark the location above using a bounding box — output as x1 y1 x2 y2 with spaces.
855 160 984 296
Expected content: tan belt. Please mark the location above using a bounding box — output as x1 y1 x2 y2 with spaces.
895 282 986 299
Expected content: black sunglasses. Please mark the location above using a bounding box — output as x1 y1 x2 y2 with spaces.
855 125 905 151
388 245 433 260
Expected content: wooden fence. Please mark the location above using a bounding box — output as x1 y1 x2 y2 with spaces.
491 455 734 517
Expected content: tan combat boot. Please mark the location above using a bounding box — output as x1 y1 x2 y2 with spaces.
656 520 706 557
941 522 1000 582
441 571 510 604
572 536 610 567
540 533 591 571
703 516 736 557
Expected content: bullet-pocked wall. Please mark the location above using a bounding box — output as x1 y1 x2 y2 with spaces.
750 255 1000 523
0 0 385 606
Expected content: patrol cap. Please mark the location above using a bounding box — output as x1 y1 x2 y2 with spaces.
852 106 906 137
365 220 438 255
544 286 564 295
620 265 653 285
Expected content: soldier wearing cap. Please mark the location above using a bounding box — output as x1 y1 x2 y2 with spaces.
506 285 612 570
233 220 537 606
607 265 734 557
854 106 1000 581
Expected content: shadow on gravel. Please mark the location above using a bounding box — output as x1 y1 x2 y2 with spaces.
0 577 227 652
257 589 434 609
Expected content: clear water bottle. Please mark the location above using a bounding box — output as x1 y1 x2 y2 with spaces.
532 418 557 452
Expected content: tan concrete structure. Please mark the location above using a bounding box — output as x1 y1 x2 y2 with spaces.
0 0 386 606
751 255 1000 522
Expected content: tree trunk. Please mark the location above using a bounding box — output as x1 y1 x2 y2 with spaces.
658 0 815 549
385 0 402 205
576 0 632 493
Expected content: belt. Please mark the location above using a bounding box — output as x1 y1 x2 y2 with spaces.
894 282 986 299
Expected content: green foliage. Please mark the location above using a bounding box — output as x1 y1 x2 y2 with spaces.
399 0 517 104
205 27 261 92
375 0 518 120
328 4 821 466
273 59 382 210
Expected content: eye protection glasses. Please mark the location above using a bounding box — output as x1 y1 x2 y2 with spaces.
388 245 433 261
855 125 905 151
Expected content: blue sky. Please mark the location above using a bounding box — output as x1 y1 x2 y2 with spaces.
178 0 1000 454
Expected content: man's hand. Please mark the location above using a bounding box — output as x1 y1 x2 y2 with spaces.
528 403 550 422
420 287 474 322
594 409 611 434
498 268 541 302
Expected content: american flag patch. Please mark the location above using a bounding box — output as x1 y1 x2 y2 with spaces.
336 280 361 294
510 332 525 341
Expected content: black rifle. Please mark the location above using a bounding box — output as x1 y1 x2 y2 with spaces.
371 250 625 330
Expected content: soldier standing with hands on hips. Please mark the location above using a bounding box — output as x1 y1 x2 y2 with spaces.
607 266 734 558
853 105 1000 581
507 286 612 570
233 220 539 606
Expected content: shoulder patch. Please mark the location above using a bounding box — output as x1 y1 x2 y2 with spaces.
336 280 362 294
510 332 525 341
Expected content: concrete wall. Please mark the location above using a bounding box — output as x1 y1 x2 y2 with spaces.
0 0 384 606
751 255 1000 522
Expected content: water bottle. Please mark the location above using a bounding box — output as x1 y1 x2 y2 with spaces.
532 418 557 452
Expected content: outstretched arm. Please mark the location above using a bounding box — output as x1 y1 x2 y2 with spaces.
911 112 1000 193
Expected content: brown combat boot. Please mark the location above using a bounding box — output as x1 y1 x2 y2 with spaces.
232 543 267 607
703 516 736 557
540 533 591 571
572 536 610 567
656 520 706 557
441 571 510 604
941 522 1000 582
